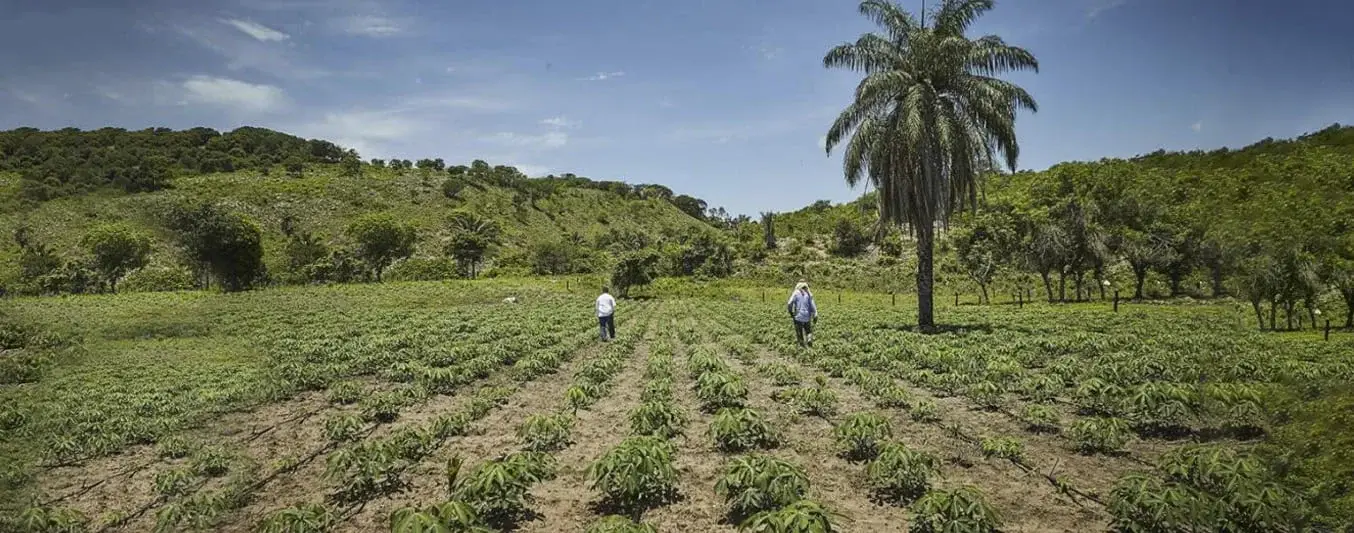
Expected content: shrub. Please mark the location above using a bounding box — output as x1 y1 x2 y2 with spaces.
190 445 231 477
979 437 1025 462
389 501 492 533
448 452 556 528
709 408 780 452
259 502 338 533
738 500 841 532
911 486 1002 533
585 515 659 533
964 381 1006 411
359 392 406 423
1067 417 1133 455
1124 382 1196 435
774 377 838 418
587 436 678 512
119 262 196 293
696 372 749 412
629 401 687 439
865 443 936 505
910 401 941 423
757 362 803 386
833 412 892 462
715 454 811 521
327 381 363 405
1019 404 1061 433
323 413 365 443
871 385 912 409
517 413 574 452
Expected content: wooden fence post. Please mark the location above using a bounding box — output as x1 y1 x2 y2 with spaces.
892 292 896 306
1018 292 1023 309
837 292 842 305
1113 291 1120 313
954 293 959 306
761 289 765 303
1326 319 1332 341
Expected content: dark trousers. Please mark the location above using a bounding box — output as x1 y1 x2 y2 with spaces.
599 315 616 340
794 320 813 346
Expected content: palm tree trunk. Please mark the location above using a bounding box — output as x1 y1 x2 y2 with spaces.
917 224 936 331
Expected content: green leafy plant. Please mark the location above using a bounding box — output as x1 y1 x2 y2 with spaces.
979 436 1025 462
833 412 892 461
629 400 687 438
715 454 811 521
1019 404 1061 433
190 445 231 477
709 408 781 452
964 381 1006 410
326 381 364 405
156 436 194 459
757 362 803 386
323 412 366 443
774 377 838 418
517 412 574 452
1067 417 1132 455
911 400 941 423
259 503 337 533
587 436 678 513
737 499 841 532
359 391 406 423
865 443 936 505
911 486 1002 533
18 506 90 533
154 466 196 497
389 501 492 533
696 371 749 412
585 515 659 533
446 452 555 528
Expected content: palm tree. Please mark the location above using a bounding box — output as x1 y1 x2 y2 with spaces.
823 0 1038 330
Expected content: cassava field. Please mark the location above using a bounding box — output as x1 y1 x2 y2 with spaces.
4 280 1350 532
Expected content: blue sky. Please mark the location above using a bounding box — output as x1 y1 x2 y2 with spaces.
2 0 1352 216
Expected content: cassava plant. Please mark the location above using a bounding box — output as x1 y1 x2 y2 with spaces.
629 400 687 439
737 499 841 532
587 436 678 512
910 486 1002 533
865 443 936 505
715 454 812 521
833 412 892 462
517 412 574 452
709 408 781 452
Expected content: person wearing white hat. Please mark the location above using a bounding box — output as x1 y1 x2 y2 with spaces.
787 281 818 347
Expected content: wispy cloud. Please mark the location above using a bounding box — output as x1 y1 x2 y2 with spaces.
180 75 287 112
507 163 551 177
541 116 579 128
221 18 289 42
580 71 625 81
1191 120 1203 133
1087 0 1128 19
335 15 405 37
483 131 569 149
171 21 327 79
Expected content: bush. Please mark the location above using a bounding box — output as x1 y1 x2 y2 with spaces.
716 454 811 521
696 372 749 412
118 262 196 293
260 502 339 533
389 501 492 533
1067 417 1132 455
385 257 460 282
448 452 555 528
518 413 574 452
629 400 687 439
585 515 658 533
709 408 780 452
979 436 1025 462
773 378 838 418
587 436 678 512
911 487 1002 533
865 443 936 505
346 213 418 282
833 412 892 462
1019 404 1061 433
738 500 841 532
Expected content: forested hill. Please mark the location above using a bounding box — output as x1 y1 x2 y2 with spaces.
0 126 725 293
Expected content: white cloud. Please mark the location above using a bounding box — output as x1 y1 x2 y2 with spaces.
580 71 625 81
172 22 327 79
337 15 405 37
541 116 579 128
1087 0 1128 19
484 131 569 149
1191 120 1203 132
508 163 551 177
180 75 287 112
221 18 290 42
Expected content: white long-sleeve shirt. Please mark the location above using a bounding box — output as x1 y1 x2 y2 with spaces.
596 293 616 317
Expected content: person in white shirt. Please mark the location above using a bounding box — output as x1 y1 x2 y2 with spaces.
596 287 617 341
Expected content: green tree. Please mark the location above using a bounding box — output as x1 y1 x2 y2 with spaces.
530 240 582 275
611 249 660 297
953 211 1016 303
339 149 362 178
823 0 1038 329
346 213 417 282
164 202 266 292
81 224 152 292
829 214 871 258
445 210 500 278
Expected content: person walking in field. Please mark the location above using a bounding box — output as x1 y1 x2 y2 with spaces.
787 281 817 347
597 287 617 341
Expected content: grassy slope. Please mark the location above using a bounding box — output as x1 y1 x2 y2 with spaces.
0 165 713 286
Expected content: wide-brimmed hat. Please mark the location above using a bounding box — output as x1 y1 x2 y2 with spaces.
794 282 809 292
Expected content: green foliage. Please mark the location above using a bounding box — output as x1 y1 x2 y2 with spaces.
610 249 660 297
865 443 937 505
716 454 811 521
695 371 749 412
389 501 492 533
756 362 803 386
827 214 871 258
189 445 231 477
979 436 1025 462
1019 404 1061 433
80 224 152 292
773 377 838 418
709 408 780 453
326 381 363 405
163 201 266 291
517 412 574 452
259 503 337 533
1067 417 1133 455
629 400 687 439
18 506 90 533
910 487 1002 533
584 515 658 533
737 500 841 533
447 452 556 528
444 210 500 279
346 213 418 282
910 400 941 423
833 412 892 462
587 436 678 512
323 413 365 443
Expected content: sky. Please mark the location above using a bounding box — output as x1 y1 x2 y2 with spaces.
2 0 1352 216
